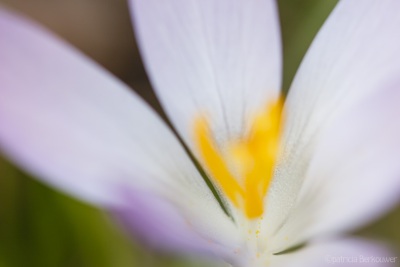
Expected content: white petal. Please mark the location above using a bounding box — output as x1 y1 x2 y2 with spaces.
0 7 241 257
271 238 397 267
272 80 400 251
129 0 282 149
261 0 400 250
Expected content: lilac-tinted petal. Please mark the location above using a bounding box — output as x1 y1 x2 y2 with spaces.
261 0 400 250
0 7 241 257
112 188 245 264
129 0 282 150
271 238 397 267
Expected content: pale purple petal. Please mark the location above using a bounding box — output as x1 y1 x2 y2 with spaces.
0 7 241 256
112 188 244 264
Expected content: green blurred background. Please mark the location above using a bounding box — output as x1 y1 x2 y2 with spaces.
0 0 399 266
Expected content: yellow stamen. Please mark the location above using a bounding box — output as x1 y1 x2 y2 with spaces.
194 118 245 205
193 98 284 219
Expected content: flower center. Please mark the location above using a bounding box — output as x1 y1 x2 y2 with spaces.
193 98 284 219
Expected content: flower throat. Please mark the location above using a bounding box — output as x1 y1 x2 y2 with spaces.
194 98 284 219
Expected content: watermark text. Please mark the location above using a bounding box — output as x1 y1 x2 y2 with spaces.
325 255 398 265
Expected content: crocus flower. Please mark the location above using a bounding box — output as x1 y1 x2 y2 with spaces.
0 0 400 266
